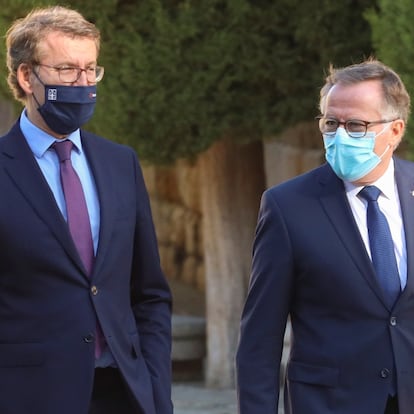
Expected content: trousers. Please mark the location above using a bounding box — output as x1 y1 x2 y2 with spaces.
384 395 399 414
89 368 142 414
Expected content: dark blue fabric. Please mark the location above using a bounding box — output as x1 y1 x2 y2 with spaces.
236 159 414 414
359 186 401 309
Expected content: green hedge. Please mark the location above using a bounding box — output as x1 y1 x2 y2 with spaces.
1 0 376 163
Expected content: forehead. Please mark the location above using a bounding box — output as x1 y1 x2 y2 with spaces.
37 31 98 63
324 80 384 119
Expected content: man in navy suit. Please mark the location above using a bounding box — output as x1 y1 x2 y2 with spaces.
2 6 172 414
236 59 413 414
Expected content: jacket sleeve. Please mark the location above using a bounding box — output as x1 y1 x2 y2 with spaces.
130 151 173 414
236 189 294 413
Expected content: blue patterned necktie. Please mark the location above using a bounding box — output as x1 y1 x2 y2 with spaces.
359 186 401 308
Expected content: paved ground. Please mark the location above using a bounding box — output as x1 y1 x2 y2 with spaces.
172 382 237 414
172 382 284 414
170 280 286 413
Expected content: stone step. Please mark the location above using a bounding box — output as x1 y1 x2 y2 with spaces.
172 314 206 381
172 314 206 360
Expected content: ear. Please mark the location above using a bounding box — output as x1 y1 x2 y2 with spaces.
389 119 405 148
16 63 35 95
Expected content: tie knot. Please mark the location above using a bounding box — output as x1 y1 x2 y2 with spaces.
359 185 381 202
53 140 73 162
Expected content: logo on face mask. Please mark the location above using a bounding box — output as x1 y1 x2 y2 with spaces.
47 89 57 101
323 125 391 182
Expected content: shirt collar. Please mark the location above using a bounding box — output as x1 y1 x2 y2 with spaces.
20 109 83 158
344 159 396 200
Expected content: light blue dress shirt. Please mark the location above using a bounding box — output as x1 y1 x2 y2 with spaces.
20 110 116 367
20 110 100 254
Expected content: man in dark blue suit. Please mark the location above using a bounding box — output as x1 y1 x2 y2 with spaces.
2 6 172 414
236 59 413 414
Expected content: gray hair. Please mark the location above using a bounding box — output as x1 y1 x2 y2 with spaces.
319 58 411 123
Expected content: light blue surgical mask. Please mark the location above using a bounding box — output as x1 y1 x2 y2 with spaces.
323 124 391 182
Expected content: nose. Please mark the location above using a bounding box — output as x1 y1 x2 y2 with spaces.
74 69 89 86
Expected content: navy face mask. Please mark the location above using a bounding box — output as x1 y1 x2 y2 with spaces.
33 80 97 135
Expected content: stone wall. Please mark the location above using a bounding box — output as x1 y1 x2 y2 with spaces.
264 122 324 187
143 122 325 309
142 159 206 294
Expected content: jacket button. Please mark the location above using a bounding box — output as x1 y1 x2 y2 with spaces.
91 285 98 295
83 333 95 343
390 316 397 326
380 368 390 378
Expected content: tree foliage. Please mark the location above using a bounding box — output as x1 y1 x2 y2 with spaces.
0 0 376 163
365 0 414 154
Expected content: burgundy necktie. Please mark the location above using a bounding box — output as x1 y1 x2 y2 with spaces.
53 140 94 274
53 140 103 357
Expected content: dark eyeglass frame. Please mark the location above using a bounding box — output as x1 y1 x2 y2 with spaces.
35 63 104 84
315 115 397 138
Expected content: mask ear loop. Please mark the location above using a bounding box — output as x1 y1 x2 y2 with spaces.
30 69 46 109
375 122 393 159
375 122 392 138
379 144 391 159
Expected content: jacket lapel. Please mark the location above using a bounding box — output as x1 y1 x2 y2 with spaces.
317 164 387 306
1 123 87 276
81 132 117 281
394 157 414 305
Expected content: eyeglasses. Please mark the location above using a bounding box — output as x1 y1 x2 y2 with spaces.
316 115 396 138
36 63 104 83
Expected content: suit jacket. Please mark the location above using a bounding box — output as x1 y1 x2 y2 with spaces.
0 122 172 414
236 157 414 414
